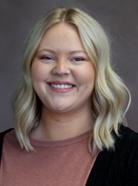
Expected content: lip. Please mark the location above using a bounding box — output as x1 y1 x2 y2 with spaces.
47 81 76 86
47 81 76 93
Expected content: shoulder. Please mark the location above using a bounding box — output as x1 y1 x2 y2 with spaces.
0 128 14 148
0 128 15 147
0 128 14 160
0 128 14 138
114 124 138 184
113 124 138 155
119 124 138 137
116 124 138 149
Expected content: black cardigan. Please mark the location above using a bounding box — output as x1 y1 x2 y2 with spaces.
0 125 138 186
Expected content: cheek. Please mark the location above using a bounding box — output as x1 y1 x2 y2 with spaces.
31 62 48 81
78 65 95 86
31 63 47 100
86 64 95 85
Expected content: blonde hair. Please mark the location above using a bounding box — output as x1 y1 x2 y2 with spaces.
13 7 131 152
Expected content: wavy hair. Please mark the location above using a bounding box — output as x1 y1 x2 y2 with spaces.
13 7 131 152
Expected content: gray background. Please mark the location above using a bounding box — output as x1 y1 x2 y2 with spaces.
0 0 138 132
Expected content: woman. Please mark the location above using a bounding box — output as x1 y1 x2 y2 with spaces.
0 7 138 186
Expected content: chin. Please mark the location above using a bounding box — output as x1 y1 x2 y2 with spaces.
46 103 74 113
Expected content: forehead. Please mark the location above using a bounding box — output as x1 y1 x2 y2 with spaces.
38 23 86 52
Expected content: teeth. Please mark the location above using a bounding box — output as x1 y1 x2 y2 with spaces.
50 84 73 89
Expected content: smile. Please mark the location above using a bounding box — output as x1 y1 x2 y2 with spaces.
47 83 76 93
50 84 74 89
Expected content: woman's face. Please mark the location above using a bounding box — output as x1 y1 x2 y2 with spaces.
31 23 95 113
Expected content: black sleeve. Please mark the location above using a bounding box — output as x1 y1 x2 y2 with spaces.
125 129 138 185
0 128 14 161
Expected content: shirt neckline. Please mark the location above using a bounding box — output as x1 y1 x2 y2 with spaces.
29 130 91 148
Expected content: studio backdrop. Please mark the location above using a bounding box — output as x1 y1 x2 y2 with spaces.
0 0 138 132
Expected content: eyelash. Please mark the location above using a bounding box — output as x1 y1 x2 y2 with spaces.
38 55 86 63
70 57 86 62
39 55 55 60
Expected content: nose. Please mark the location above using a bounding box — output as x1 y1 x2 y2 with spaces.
52 59 70 76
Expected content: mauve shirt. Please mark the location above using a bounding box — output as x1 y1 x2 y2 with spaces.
0 130 97 186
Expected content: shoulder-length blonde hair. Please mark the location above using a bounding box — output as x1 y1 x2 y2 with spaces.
13 7 131 152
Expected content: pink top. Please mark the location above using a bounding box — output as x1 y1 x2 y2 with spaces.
0 130 97 186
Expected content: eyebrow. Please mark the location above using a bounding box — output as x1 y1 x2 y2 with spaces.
38 48 87 54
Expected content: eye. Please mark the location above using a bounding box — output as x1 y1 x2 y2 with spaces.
38 55 55 62
71 57 86 63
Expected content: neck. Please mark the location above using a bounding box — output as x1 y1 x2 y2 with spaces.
31 106 93 141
